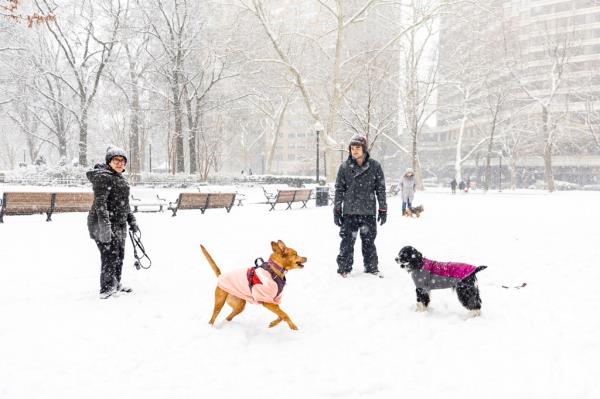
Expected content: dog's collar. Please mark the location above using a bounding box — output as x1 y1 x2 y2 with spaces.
268 258 286 275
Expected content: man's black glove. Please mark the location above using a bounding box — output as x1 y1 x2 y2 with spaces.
377 209 387 225
129 221 139 233
334 208 344 227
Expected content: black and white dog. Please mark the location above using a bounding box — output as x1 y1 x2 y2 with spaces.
395 246 487 316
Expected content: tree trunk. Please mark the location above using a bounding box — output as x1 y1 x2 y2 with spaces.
58 135 67 160
483 121 497 192
541 107 555 192
411 126 424 190
510 156 517 190
483 151 492 192
265 121 277 174
129 76 141 181
172 88 185 173
454 113 467 182
79 105 88 166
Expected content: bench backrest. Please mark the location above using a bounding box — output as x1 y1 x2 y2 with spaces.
275 189 298 203
275 189 312 203
177 193 210 209
176 192 236 210
206 193 236 209
53 192 94 213
294 189 312 201
2 192 53 215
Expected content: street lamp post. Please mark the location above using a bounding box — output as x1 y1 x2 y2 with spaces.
314 121 324 183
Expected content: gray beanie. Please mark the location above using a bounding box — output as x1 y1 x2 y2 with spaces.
348 134 368 153
105 146 127 164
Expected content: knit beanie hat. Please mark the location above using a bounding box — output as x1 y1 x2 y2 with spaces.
348 134 368 153
105 146 127 164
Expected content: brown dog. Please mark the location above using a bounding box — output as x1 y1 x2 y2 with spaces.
404 205 424 217
201 240 306 330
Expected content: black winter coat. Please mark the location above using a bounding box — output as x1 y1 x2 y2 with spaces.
334 152 387 216
86 163 136 243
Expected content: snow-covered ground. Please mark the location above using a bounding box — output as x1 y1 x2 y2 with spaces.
0 185 598 399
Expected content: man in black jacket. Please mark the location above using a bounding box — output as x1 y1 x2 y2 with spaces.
334 134 387 278
87 146 138 299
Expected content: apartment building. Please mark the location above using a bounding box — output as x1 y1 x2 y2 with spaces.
427 0 600 185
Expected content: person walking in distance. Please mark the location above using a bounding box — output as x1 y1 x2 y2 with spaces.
87 146 139 299
400 168 416 215
333 134 387 278
450 178 457 194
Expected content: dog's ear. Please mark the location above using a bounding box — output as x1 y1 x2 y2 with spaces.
271 240 286 254
411 248 423 265
277 240 287 250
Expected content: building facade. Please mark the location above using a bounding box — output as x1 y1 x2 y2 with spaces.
428 0 600 186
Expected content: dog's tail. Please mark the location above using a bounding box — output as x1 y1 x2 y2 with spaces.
474 265 487 274
200 245 221 277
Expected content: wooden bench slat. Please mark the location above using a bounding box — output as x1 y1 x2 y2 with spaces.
168 192 236 216
1 192 53 221
268 188 313 211
0 191 97 222
53 192 94 212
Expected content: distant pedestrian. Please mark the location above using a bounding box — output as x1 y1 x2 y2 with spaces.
333 134 387 278
450 178 457 194
458 180 466 192
400 168 416 215
87 146 139 299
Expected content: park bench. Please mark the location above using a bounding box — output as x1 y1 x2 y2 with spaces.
0 191 93 222
266 188 312 211
130 194 168 213
235 192 246 206
48 192 94 221
387 183 400 197
168 192 236 216
0 192 53 223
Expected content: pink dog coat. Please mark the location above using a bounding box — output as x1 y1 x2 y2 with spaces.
217 263 284 304
422 258 477 280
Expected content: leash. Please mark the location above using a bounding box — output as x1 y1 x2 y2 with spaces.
501 282 527 289
128 227 152 270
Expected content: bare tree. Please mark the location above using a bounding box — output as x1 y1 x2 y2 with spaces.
246 84 296 174
35 0 122 166
106 0 153 178
183 49 233 174
504 21 575 192
396 0 440 189
7 85 44 164
340 61 398 166
2 0 55 27
141 0 200 173
240 0 444 181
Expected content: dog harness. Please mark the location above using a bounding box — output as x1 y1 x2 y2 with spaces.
247 258 287 298
216 257 286 304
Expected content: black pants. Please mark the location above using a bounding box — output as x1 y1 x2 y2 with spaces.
336 214 378 274
95 231 126 294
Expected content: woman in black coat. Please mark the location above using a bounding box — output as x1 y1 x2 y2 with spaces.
87 146 138 299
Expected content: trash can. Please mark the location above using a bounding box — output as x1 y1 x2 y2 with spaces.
315 186 329 207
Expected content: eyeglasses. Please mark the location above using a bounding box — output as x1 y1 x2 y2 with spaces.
111 157 127 164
